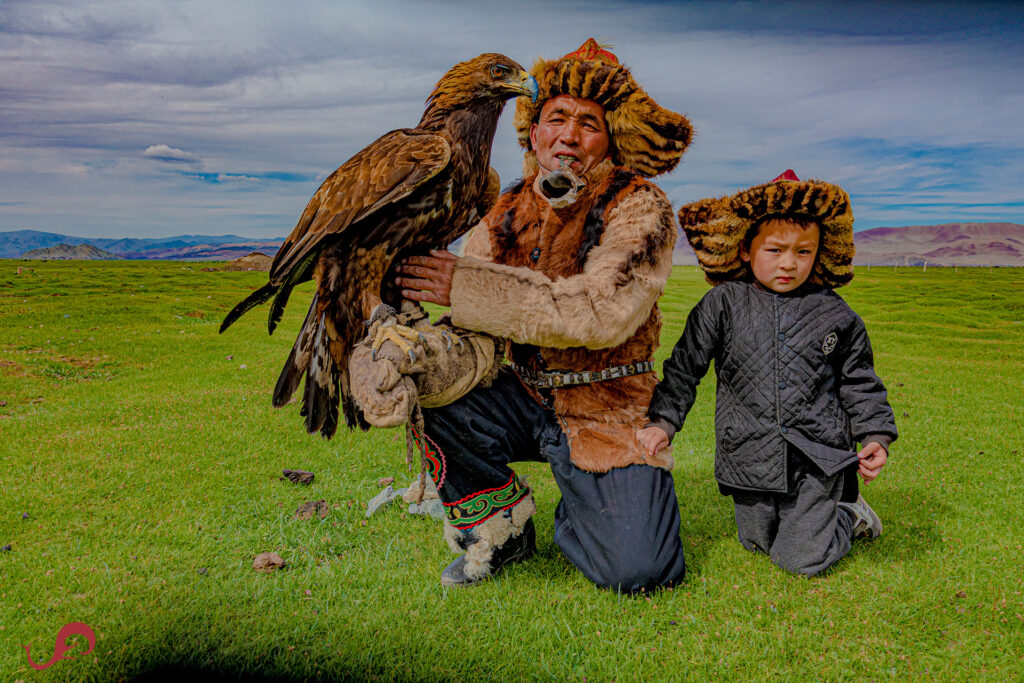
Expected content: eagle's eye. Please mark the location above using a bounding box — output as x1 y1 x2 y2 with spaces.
489 65 508 79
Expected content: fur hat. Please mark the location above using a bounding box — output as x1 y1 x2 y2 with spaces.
513 39 692 178
679 170 856 287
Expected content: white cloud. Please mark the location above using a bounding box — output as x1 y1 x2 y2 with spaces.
0 0 1021 237
143 144 200 165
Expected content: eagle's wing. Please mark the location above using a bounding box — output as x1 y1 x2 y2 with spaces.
269 129 452 281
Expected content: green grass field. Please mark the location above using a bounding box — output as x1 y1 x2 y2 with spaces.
1 260 1022 681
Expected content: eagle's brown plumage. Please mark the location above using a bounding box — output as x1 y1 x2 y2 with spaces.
221 53 536 437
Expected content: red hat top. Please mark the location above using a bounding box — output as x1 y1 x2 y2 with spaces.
771 169 800 182
563 38 619 64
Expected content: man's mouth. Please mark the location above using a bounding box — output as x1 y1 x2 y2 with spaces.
556 154 579 167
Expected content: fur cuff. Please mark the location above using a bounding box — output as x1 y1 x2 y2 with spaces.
442 493 537 581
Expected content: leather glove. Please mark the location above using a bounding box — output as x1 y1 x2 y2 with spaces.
349 306 500 428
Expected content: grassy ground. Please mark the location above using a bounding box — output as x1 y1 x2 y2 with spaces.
1 260 1021 681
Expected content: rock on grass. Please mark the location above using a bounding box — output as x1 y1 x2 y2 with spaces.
294 500 330 520
280 469 315 485
253 552 286 572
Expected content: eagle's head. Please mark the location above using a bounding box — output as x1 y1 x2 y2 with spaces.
423 53 538 119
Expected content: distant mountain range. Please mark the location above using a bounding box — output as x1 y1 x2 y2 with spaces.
3 223 1022 266
0 230 284 260
22 243 121 260
673 222 1024 267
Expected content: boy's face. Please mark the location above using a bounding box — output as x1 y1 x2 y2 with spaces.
740 219 820 293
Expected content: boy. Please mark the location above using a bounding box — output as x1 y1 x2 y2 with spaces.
638 170 897 577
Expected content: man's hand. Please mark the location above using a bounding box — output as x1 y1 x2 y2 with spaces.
396 249 457 307
857 441 888 483
636 424 670 458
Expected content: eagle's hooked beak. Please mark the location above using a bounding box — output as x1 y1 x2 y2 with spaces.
510 72 539 103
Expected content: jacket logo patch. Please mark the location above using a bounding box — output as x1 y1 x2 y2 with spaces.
822 332 838 355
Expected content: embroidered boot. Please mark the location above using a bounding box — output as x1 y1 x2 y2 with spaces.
441 518 536 586
839 494 883 539
439 494 537 587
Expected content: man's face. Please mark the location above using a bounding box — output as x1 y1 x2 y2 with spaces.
529 95 610 176
740 218 820 293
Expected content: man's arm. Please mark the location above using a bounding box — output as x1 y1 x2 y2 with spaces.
445 184 676 349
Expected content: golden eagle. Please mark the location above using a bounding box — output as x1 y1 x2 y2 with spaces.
220 53 537 437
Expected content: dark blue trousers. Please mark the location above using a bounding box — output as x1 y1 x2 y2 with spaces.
422 369 686 593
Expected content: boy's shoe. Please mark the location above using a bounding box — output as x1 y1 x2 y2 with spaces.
839 494 883 539
441 519 536 587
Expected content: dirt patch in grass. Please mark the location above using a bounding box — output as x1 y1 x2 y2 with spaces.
14 354 119 382
0 359 29 376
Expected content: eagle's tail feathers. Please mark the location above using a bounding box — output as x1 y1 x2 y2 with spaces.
272 295 318 408
220 282 277 333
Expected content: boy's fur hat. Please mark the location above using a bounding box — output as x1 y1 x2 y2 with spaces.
513 39 692 178
678 170 856 287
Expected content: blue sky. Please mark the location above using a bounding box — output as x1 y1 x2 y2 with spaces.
1 0 1022 238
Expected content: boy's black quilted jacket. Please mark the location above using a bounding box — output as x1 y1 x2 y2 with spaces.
648 280 897 493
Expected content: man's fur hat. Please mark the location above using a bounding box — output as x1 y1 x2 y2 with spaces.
679 170 856 288
513 39 692 178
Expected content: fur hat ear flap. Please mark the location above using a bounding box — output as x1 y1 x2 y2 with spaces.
513 40 692 178
679 173 857 287
521 149 540 178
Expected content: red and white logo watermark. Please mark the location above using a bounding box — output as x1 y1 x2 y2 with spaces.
21 621 95 671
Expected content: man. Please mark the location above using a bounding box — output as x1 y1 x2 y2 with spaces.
355 40 693 592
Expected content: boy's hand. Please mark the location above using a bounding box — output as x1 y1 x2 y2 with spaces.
857 441 888 483
637 425 670 457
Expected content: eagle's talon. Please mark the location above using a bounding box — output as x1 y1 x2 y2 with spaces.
366 318 426 363
439 329 464 352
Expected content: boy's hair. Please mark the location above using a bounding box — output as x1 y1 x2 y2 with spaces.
743 216 822 252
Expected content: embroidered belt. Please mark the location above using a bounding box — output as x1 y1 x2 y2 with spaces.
511 360 654 389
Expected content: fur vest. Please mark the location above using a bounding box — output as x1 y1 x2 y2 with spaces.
451 160 677 472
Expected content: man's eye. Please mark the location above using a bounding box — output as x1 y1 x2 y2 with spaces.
490 65 508 78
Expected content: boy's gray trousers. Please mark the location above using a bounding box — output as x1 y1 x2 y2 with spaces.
730 448 855 576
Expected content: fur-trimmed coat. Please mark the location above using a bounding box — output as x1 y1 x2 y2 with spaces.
450 159 677 472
